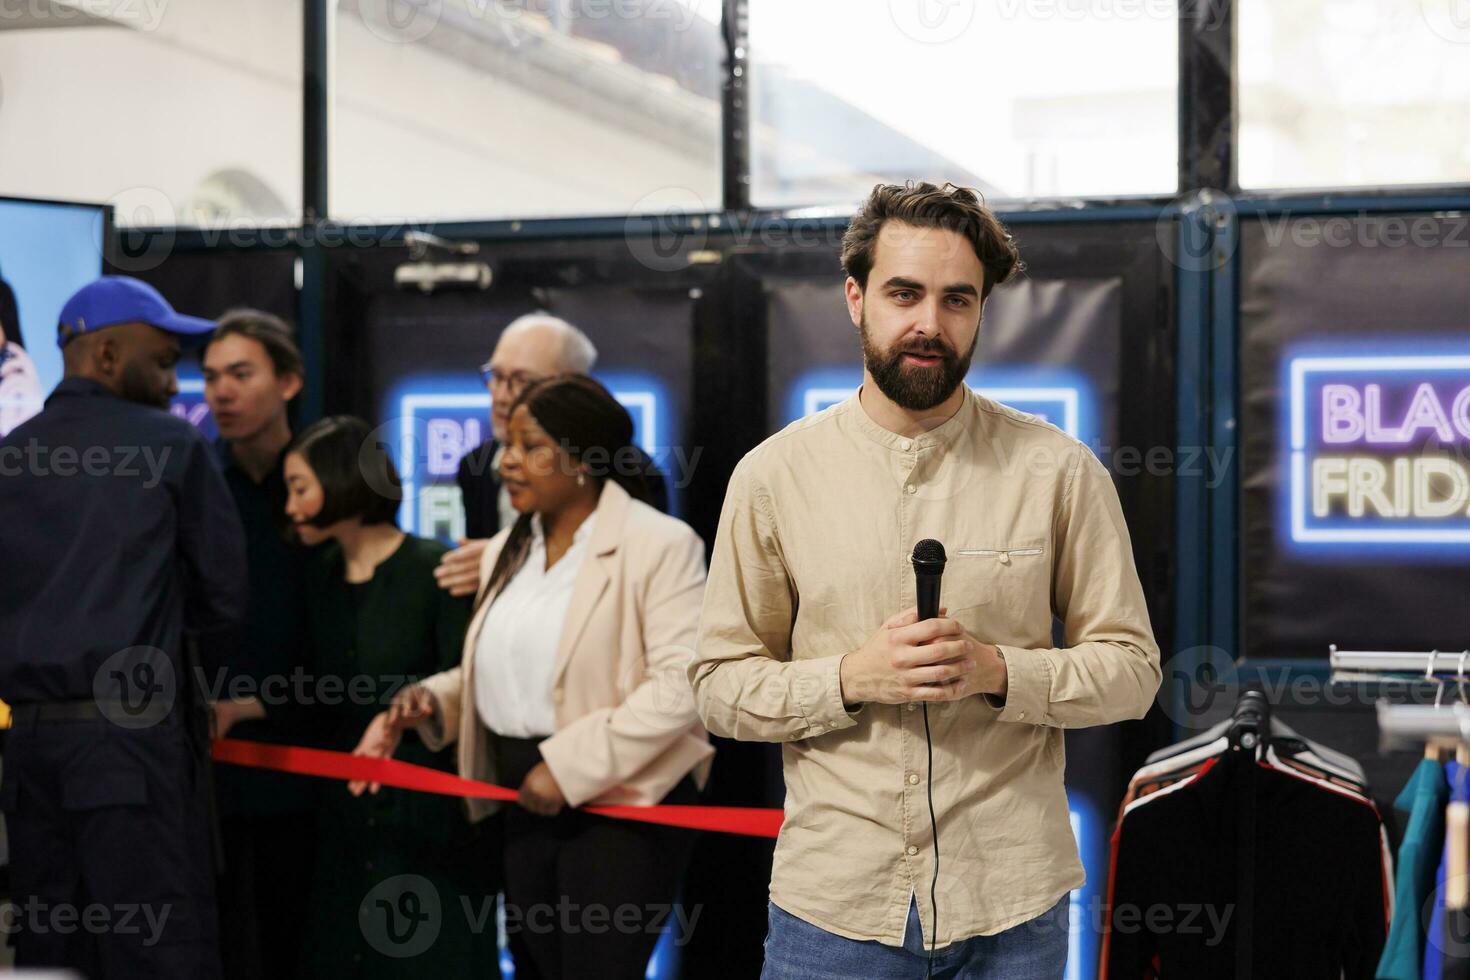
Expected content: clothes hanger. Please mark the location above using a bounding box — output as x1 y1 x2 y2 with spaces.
1426 657 1451 761
1447 712 1470 912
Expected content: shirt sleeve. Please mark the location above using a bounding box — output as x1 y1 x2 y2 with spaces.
457 447 490 540
985 446 1162 728
174 431 247 635
688 456 859 743
404 565 473 750
538 524 709 807
432 571 472 674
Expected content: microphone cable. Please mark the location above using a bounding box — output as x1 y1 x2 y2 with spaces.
923 701 939 979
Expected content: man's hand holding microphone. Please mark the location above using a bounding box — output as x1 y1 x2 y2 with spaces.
838 539 1008 710
838 607 1007 709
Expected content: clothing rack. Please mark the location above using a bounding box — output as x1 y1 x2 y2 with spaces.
1376 702 1470 752
1330 645 1470 677
1339 659 1470 959
1329 645 1470 748
1328 645 1470 703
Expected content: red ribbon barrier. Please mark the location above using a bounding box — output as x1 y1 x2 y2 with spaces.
212 738 784 839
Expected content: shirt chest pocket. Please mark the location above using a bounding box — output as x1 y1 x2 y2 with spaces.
942 545 1050 635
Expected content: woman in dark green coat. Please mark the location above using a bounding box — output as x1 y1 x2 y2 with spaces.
282 416 501 978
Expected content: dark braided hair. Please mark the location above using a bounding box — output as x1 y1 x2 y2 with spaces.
475 374 653 613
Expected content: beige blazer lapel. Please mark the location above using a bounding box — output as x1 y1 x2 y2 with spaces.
547 480 630 692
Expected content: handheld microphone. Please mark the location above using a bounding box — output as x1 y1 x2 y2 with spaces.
912 539 947 621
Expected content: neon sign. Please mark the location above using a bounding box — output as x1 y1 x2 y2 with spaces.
387 372 674 541
1287 353 1470 546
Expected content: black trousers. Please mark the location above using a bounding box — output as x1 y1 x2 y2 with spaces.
214 812 314 980
496 735 700 980
0 712 219 979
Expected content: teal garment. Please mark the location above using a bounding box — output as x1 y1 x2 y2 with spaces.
298 534 501 979
1379 758 1449 980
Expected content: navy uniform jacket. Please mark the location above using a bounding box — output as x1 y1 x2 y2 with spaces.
0 377 246 704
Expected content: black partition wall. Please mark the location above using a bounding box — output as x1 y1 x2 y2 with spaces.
1239 213 1470 662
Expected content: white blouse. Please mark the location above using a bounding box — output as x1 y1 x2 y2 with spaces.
473 511 595 738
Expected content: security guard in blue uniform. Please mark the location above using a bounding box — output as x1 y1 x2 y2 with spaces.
0 276 247 979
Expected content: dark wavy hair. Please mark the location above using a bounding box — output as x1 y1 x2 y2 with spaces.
476 374 652 611
207 308 304 380
0 275 23 349
841 181 1024 301
287 415 400 529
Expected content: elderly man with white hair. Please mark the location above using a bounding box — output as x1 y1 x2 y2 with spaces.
434 311 669 597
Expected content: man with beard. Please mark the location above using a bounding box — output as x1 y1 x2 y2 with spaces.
0 276 246 979
691 182 1160 978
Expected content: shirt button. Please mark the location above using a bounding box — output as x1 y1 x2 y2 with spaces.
905 484 917 494
899 440 911 452
907 773 920 785
906 845 919 856
906 703 917 712
1019 711 1027 719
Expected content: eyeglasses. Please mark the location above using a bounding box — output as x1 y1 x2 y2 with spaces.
479 363 542 393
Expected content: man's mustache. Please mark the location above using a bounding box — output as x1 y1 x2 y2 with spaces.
897 340 956 359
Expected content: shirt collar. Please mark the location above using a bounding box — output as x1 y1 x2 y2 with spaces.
47 377 115 404
529 511 596 550
215 436 289 486
214 436 239 472
844 383 975 453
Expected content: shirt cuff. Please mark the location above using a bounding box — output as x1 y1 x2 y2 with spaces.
417 688 450 752
793 655 862 738
537 731 601 809
984 645 1050 725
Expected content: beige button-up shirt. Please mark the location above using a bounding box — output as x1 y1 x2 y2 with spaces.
690 387 1161 948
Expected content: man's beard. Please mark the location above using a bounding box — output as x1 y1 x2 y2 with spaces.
860 312 977 411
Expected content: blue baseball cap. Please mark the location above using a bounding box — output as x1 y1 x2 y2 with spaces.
57 276 215 349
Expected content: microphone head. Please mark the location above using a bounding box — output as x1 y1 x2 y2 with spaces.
912 538 946 570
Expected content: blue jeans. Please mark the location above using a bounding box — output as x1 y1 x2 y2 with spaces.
760 893 1070 980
